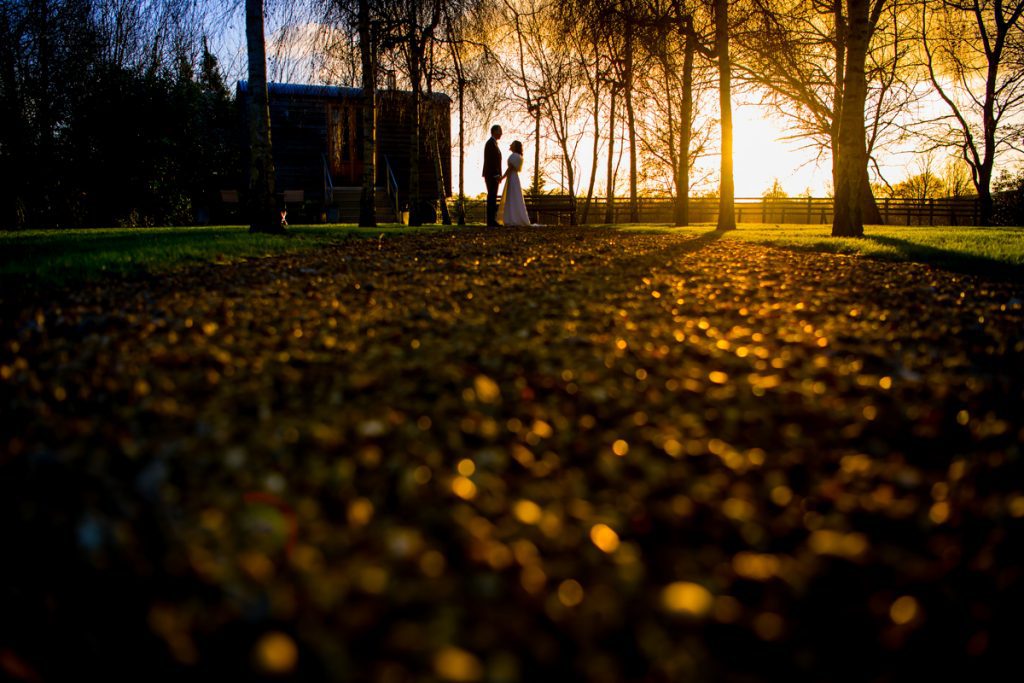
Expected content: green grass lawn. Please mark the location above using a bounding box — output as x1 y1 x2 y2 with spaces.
2 222 1021 290
622 223 1024 277
0 224 449 288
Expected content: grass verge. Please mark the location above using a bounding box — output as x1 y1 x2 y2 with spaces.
618 223 1024 278
3 222 1021 292
0 224 448 290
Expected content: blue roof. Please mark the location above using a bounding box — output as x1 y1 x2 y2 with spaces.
237 81 450 102
238 81 362 98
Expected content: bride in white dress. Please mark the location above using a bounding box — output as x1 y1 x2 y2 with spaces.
497 140 533 227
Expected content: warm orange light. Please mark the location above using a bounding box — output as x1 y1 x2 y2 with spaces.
808 530 868 559
589 524 620 554
558 579 585 607
732 552 780 581
513 500 543 525
347 498 374 527
662 582 713 617
452 476 477 500
473 375 501 403
255 632 298 674
890 596 920 625
434 646 483 682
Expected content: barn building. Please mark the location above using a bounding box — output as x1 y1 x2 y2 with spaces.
237 82 452 223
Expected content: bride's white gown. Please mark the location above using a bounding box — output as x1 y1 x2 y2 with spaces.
498 153 532 227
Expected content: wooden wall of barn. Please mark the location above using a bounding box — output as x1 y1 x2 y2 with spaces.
266 93 329 200
376 91 453 201
242 86 452 206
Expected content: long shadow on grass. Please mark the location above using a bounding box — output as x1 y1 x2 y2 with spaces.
2 227 248 257
864 234 1023 282
605 226 727 260
0 226 372 303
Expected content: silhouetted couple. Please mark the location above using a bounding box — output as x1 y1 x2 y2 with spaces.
482 125 532 227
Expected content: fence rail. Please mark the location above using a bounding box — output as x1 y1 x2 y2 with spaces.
455 196 982 227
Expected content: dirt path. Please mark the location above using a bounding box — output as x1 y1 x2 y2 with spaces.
2 227 1022 681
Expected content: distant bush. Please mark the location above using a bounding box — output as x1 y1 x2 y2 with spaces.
993 169 1024 226
0 5 239 229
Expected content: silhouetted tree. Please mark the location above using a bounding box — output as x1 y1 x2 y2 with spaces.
919 0 1024 225
714 0 735 230
738 0 910 226
833 0 870 236
245 0 281 233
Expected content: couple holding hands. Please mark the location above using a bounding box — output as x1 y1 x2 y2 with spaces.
482 125 534 227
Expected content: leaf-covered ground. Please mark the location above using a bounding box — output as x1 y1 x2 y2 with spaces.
2 227 1023 682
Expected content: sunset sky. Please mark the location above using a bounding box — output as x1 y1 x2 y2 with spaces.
208 12 1014 201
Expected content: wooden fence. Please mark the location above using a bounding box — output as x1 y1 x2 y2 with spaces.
455 196 981 227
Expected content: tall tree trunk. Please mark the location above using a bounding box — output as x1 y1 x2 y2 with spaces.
407 2 422 226
434 137 451 224
665 59 677 218
715 0 735 231
582 44 601 225
675 30 695 227
624 25 639 222
977 17 1001 226
533 109 541 196
977 175 993 226
457 75 466 225
447 35 466 225
557 136 577 225
832 0 869 237
604 87 617 224
830 0 845 195
358 0 376 227
245 0 280 233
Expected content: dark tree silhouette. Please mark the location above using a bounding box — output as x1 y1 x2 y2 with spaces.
667 13 700 227
739 0 896 227
245 0 281 234
357 0 377 227
666 1 714 227
832 0 875 237
920 0 1024 226
715 0 736 230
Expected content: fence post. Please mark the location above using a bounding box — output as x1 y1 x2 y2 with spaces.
929 198 935 226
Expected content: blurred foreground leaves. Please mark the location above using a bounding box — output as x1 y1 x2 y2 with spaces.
1 227 1023 681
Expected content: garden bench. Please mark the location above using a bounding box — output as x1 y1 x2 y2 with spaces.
525 195 577 225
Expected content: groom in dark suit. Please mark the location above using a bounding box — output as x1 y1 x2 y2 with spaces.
483 125 503 226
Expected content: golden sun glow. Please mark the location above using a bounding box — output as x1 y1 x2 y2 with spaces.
458 102 835 200
731 105 829 197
